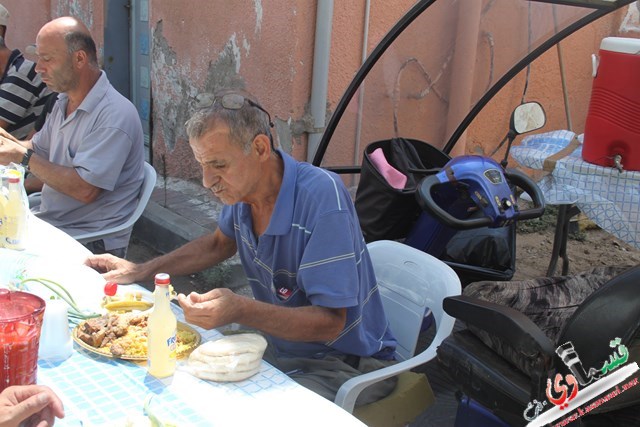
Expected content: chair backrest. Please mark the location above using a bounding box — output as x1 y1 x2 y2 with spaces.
74 162 157 244
367 240 461 361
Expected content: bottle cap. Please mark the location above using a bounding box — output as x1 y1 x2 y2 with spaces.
5 169 21 183
154 273 171 286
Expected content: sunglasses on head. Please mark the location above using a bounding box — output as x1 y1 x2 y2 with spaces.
215 94 276 150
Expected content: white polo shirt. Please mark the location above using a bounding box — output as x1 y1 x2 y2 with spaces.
32 71 145 250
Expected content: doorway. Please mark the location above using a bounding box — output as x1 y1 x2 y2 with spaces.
103 0 152 161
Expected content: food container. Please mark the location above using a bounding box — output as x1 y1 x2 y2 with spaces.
0 289 45 391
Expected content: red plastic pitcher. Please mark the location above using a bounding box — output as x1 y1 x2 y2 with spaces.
0 289 45 392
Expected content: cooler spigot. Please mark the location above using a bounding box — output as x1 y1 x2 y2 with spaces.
613 154 623 173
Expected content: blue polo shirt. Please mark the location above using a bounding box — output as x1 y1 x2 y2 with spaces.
218 151 396 360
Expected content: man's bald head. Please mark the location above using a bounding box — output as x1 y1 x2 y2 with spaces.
38 16 98 66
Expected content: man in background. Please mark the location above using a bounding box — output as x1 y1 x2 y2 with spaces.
0 3 52 139
0 16 144 257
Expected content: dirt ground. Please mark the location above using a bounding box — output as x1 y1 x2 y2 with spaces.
512 207 640 281
514 227 640 279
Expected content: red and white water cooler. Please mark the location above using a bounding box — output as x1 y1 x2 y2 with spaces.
583 37 640 171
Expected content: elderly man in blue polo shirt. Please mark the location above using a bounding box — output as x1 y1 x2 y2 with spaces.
86 89 398 405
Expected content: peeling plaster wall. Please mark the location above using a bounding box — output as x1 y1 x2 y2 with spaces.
150 20 248 179
3 0 639 183
53 0 105 61
148 0 415 178
149 0 319 178
57 0 95 29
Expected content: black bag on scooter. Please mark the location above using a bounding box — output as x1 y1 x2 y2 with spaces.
355 138 450 242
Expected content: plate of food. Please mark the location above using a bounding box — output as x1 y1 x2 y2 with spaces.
73 312 201 361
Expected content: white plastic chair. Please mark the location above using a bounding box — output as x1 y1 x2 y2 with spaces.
334 240 461 416
74 162 157 244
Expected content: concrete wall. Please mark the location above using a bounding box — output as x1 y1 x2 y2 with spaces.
2 0 639 182
146 0 415 181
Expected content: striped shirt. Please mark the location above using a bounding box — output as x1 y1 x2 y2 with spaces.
0 49 50 139
218 150 397 360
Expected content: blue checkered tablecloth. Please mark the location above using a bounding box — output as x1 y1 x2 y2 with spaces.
11 217 364 426
511 131 640 249
37 290 364 426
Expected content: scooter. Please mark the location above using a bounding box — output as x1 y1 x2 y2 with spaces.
405 102 547 286
309 1 638 425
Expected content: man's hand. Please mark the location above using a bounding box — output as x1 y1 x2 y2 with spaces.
178 289 346 342
178 288 240 330
0 136 25 166
0 128 20 143
0 384 65 427
84 254 140 284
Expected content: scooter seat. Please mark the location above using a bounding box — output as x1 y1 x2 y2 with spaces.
437 264 640 426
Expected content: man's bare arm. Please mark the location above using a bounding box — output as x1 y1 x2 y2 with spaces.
27 152 101 203
0 136 100 203
86 228 237 284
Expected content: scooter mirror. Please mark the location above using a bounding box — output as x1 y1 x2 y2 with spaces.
510 101 546 135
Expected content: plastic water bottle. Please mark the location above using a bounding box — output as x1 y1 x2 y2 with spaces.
3 172 27 250
147 273 177 378
38 299 73 362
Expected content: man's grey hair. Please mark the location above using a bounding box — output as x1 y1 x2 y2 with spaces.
185 91 272 153
65 30 98 66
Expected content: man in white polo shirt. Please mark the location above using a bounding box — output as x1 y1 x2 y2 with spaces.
0 16 144 256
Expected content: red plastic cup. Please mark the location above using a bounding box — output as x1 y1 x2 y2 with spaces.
0 289 46 392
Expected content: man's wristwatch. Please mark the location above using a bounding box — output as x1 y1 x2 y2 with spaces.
21 148 34 170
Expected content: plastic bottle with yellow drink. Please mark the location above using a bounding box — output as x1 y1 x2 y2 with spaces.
2 169 27 250
147 273 177 378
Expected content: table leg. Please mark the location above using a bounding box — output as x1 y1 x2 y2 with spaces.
546 204 580 277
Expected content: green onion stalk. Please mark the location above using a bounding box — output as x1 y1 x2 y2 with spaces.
16 278 101 324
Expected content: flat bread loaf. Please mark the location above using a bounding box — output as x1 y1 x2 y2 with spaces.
186 333 267 382
197 333 267 356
